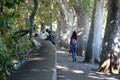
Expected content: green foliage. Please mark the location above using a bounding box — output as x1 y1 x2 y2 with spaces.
0 31 33 79
38 0 52 24
80 0 94 17
69 0 79 7
15 36 33 53
0 0 26 30
0 36 14 80
0 0 34 79
0 36 8 53
0 13 14 29
4 0 25 9
0 0 95 79
36 0 62 25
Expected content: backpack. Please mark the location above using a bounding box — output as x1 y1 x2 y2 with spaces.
72 39 77 45
70 37 77 48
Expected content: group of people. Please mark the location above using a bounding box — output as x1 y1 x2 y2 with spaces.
34 29 55 45
35 30 77 62
70 31 77 62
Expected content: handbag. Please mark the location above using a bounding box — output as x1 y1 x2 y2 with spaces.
69 49 72 54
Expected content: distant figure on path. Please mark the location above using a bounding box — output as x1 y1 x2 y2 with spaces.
46 29 56 45
70 31 77 62
39 31 45 39
34 33 39 37
39 30 49 40
44 29 49 40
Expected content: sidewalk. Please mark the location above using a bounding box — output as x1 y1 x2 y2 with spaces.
57 48 120 80
7 38 56 80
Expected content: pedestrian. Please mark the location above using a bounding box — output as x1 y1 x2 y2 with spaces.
39 31 45 39
70 31 77 62
34 33 39 37
47 29 56 45
44 29 49 40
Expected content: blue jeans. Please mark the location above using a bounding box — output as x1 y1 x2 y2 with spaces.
71 47 77 59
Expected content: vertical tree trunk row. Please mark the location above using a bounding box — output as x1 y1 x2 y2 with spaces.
84 0 97 63
99 0 120 74
56 0 75 48
74 5 90 56
92 0 105 63
84 0 105 63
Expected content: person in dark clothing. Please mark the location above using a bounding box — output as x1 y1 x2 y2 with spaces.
46 29 56 45
34 33 39 37
70 31 77 62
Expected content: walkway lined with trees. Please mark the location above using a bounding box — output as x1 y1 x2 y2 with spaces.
6 39 120 80
1 0 120 80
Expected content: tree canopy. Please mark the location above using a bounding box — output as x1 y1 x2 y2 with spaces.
0 0 107 79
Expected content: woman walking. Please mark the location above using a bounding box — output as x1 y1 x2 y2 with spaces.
70 31 77 62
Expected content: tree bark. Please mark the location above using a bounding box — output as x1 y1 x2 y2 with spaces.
74 5 90 56
14 30 30 37
83 0 97 63
56 0 74 48
29 0 38 38
98 0 120 74
92 0 105 63
84 0 105 63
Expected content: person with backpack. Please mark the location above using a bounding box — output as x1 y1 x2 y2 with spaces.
70 31 77 62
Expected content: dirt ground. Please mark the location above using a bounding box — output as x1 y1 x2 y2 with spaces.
57 48 120 80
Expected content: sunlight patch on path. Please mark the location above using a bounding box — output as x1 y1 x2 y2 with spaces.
57 49 120 80
56 50 67 54
88 75 119 80
57 65 84 74
72 70 84 74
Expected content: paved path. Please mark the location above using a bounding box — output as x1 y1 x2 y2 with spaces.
6 38 120 80
7 38 56 80
57 48 120 80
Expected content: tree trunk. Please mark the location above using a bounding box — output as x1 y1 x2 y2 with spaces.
84 0 105 63
74 5 90 56
56 0 74 48
56 12 66 48
83 0 97 63
62 2 74 47
98 0 120 74
92 0 105 63
29 0 38 38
